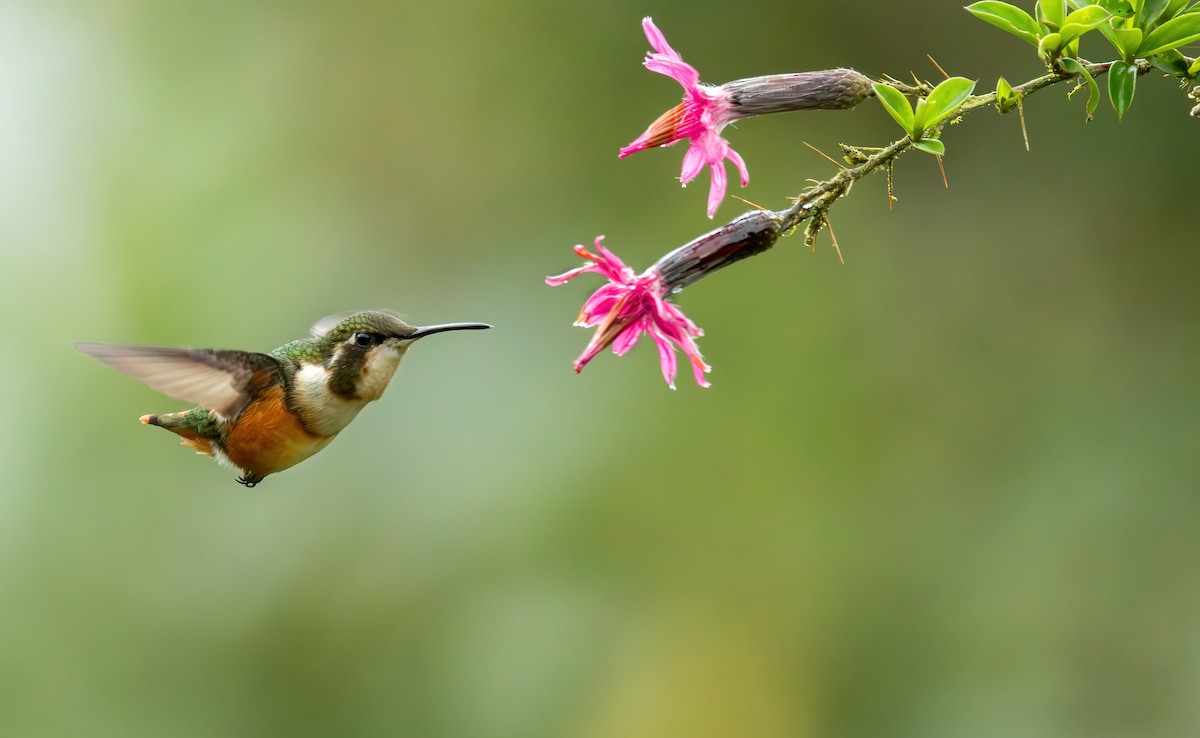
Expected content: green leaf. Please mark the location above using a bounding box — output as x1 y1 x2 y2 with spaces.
1102 0 1136 16
1090 0 1136 16
1058 56 1100 119
1039 31 1065 58
1038 0 1068 29
1108 60 1137 116
913 77 977 132
912 138 946 156
1095 19 1121 53
965 1 1045 44
1065 4 1114 25
1112 26 1144 56
1163 0 1192 19
1190 56 1200 75
873 83 916 134
1136 0 1171 25
1138 13 1200 54
1060 5 1113 44
1149 48 1192 74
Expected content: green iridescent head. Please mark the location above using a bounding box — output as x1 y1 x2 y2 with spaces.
307 310 491 398
311 310 491 345
311 310 419 344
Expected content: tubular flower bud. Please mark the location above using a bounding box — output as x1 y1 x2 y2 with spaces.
546 210 784 388
721 70 874 116
619 17 872 218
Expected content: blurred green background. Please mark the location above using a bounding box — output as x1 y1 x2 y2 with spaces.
2 0 1197 736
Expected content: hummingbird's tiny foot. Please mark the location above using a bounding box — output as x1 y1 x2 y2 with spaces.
236 474 262 488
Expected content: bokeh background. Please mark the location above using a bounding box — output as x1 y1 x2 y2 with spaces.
1 0 1197 736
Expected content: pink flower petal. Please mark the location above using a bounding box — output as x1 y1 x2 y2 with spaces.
649 300 684 339
593 245 634 281
619 135 652 158
640 17 679 60
688 352 711 388
679 143 705 185
549 237 635 289
706 160 728 218
644 57 701 89
545 265 595 286
611 321 644 355
727 146 750 186
649 327 679 389
576 299 617 327
572 332 609 372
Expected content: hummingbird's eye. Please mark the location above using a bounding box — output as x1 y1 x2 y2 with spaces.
354 332 374 347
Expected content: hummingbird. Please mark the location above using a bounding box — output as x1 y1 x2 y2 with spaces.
76 310 490 487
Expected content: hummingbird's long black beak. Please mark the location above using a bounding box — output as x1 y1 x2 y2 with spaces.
406 322 492 341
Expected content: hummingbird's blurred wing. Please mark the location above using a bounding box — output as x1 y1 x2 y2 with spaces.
309 309 405 338
75 342 281 420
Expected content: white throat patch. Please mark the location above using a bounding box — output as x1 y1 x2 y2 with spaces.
290 343 408 437
354 343 408 402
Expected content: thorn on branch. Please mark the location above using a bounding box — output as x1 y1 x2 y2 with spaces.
730 194 771 212
927 54 950 80
1019 103 1030 151
804 141 847 170
825 214 845 265
886 160 896 211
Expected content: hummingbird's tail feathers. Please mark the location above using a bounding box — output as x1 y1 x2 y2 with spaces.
140 409 218 456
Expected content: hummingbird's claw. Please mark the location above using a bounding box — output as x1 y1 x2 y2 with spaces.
236 474 263 488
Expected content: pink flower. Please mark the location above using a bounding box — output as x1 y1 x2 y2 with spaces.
545 237 710 389
619 17 748 219
547 212 784 389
